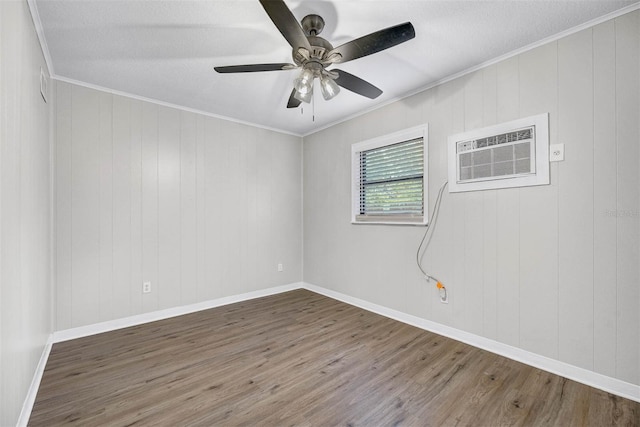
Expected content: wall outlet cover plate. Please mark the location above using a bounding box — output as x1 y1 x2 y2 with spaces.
550 144 565 162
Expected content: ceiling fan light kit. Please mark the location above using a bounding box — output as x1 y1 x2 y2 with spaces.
293 84 313 103
214 0 415 109
320 76 340 101
294 67 315 97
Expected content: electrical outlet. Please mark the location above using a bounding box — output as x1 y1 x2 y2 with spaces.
143 281 151 293
277 263 283 272
439 287 449 304
550 144 565 162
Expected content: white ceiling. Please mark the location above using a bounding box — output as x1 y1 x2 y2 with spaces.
34 0 637 136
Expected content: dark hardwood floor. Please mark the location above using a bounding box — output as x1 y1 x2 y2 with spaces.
30 289 639 426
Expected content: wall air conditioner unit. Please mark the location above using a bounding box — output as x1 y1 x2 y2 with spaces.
448 113 549 193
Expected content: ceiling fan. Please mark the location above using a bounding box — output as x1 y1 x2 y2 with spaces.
214 0 415 108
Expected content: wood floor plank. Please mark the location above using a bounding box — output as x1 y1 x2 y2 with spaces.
29 290 640 426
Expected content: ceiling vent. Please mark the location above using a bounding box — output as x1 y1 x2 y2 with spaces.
447 113 549 192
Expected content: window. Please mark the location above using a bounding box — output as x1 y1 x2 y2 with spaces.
351 125 428 225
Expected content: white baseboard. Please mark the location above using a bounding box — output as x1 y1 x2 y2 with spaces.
17 334 54 427
301 282 640 403
53 282 302 343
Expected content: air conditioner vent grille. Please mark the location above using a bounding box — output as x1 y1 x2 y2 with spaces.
459 141 532 181
457 127 533 153
447 114 549 193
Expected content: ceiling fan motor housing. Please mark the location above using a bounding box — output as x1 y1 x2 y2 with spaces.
293 15 334 66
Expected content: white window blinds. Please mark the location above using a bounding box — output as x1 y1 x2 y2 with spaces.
358 137 424 221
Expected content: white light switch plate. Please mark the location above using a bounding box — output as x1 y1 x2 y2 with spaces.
550 144 564 162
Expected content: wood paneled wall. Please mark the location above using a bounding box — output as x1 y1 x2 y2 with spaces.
303 12 639 385
0 1 53 425
54 82 303 330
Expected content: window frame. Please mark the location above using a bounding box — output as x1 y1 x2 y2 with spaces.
351 124 429 226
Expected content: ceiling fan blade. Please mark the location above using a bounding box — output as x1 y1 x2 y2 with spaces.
328 22 415 64
214 63 296 73
259 0 311 51
287 89 302 108
333 69 383 99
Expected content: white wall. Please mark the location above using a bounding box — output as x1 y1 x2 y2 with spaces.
54 82 303 330
304 11 640 386
0 0 53 425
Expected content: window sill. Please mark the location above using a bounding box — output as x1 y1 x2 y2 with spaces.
352 215 426 226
